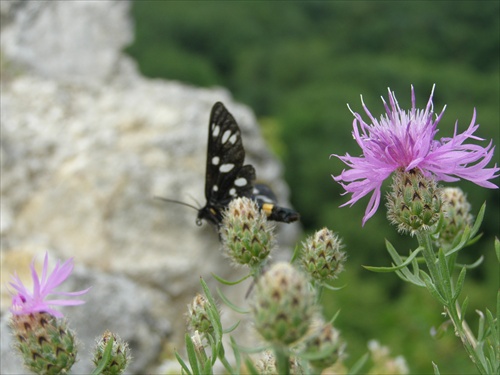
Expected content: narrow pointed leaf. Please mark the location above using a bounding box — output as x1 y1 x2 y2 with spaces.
211 272 252 286
185 334 200 375
91 336 114 375
217 286 250 314
452 267 467 302
469 203 486 239
421 271 447 305
175 351 192 375
363 246 422 272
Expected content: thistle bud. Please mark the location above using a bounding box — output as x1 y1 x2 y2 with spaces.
437 187 473 246
387 169 442 235
304 322 345 371
220 197 275 269
10 312 77 375
300 228 346 282
92 331 131 375
186 294 215 337
250 262 316 347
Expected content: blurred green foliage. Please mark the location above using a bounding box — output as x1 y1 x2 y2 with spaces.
126 1 499 373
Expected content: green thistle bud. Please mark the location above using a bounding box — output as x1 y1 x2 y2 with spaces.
250 262 316 347
300 228 346 282
437 187 473 246
220 197 275 269
303 322 345 371
10 312 77 375
186 294 215 337
92 330 131 375
387 169 442 235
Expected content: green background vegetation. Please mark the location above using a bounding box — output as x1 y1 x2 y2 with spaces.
126 1 499 373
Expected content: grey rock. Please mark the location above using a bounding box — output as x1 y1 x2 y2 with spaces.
0 1 301 373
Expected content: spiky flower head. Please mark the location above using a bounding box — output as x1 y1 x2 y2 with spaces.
186 293 215 337
437 187 474 246
220 197 275 269
9 252 90 318
300 228 346 282
250 262 317 347
332 85 499 225
92 331 131 375
10 312 77 375
386 169 442 235
303 322 345 371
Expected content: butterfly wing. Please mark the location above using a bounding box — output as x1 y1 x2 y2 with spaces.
198 102 256 225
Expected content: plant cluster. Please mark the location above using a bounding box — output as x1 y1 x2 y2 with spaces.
7 85 499 374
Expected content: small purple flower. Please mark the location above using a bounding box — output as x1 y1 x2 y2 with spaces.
9 252 90 318
332 85 499 225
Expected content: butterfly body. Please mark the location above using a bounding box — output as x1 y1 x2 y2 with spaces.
197 102 299 226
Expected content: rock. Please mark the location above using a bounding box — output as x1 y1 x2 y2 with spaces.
0 1 300 373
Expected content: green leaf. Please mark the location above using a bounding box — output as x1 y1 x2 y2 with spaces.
437 249 452 301
420 270 447 305
91 336 114 375
175 350 192 375
476 309 486 342
211 272 252 286
455 255 484 270
432 361 441 375
495 237 500 263
469 202 486 239
244 357 260 375
348 352 369 375
320 282 346 292
363 246 423 272
217 286 250 314
223 320 241 335
185 333 200 375
444 225 471 256
460 296 470 323
229 336 241 375
290 244 301 263
452 267 467 302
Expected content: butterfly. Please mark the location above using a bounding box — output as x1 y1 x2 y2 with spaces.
196 102 299 227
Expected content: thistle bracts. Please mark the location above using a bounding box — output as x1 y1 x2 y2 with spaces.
300 228 346 283
10 312 76 375
386 169 442 235
220 197 275 270
303 321 345 372
186 293 215 338
437 187 473 246
250 262 316 347
92 330 131 375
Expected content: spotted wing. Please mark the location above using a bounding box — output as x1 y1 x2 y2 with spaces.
204 102 256 208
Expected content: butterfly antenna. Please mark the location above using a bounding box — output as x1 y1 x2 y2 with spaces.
154 196 200 211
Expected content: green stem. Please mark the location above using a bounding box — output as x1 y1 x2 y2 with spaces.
274 346 290 375
417 231 487 374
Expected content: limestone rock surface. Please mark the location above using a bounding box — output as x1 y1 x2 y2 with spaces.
0 1 300 373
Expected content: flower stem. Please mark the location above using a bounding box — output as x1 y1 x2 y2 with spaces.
274 347 290 375
417 231 487 374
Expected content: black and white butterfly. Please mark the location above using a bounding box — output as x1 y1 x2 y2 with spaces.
196 102 299 227
159 102 299 226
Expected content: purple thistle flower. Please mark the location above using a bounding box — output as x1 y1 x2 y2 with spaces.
9 252 90 318
332 85 499 225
